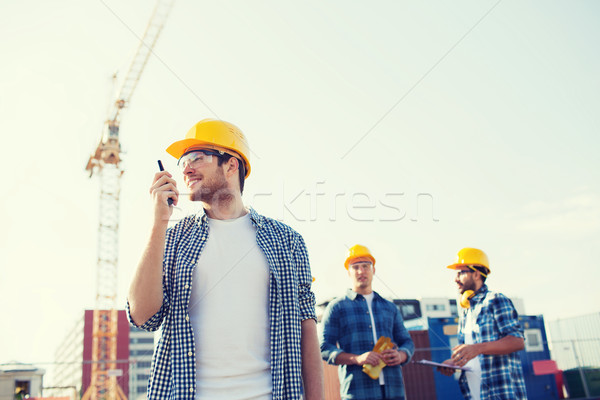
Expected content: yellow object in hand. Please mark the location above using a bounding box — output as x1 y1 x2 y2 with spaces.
362 336 394 379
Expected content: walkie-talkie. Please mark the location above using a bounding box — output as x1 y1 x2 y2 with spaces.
157 160 174 206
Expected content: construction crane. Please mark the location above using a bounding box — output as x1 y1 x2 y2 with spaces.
83 1 174 399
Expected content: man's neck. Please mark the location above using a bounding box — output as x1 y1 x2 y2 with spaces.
203 195 247 220
353 287 373 296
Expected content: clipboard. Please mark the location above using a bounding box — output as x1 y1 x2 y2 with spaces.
415 359 472 371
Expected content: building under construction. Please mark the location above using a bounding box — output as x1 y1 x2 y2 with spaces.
47 310 155 400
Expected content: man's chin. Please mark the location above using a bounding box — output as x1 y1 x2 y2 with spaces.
190 191 204 202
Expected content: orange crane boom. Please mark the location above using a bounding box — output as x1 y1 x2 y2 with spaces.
83 1 174 399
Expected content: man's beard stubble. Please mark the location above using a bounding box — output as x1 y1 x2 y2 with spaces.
459 278 476 295
190 170 234 206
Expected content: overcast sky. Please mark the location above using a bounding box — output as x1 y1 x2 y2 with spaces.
1 0 599 368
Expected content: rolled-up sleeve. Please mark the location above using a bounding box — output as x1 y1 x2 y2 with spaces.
392 306 415 364
126 290 169 332
294 234 316 322
319 302 343 364
492 294 524 339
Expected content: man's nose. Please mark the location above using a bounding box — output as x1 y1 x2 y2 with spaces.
183 163 195 175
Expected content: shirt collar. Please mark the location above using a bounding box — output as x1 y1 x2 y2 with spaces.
247 206 264 228
470 284 489 304
195 206 263 228
346 288 378 301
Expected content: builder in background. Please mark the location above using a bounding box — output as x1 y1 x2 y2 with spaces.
438 247 527 400
127 119 323 400
320 245 414 400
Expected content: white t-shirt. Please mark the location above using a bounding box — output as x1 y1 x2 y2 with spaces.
363 292 385 385
188 214 271 400
463 307 482 400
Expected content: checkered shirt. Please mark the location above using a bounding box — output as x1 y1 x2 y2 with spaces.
458 285 527 400
320 289 415 400
126 207 316 399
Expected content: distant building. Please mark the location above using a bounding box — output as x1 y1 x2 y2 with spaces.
48 310 155 400
547 312 600 371
128 326 155 400
50 315 84 398
0 362 45 400
395 298 459 330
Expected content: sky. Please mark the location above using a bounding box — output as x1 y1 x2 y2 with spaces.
1 0 599 368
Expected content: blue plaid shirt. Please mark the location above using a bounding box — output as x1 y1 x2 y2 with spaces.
320 289 414 400
458 285 527 400
127 208 316 399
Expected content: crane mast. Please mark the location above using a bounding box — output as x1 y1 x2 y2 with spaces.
83 1 174 399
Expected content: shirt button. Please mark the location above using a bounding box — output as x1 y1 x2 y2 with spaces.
368 325 372 328
186 316 190 322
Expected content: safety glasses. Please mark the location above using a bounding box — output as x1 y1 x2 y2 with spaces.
348 262 373 271
455 269 474 278
177 150 222 171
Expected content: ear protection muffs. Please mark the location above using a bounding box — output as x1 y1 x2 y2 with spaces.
458 266 489 308
460 290 475 308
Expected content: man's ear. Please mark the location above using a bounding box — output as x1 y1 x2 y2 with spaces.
474 271 484 282
225 157 239 177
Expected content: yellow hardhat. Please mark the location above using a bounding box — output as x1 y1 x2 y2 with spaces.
345 244 376 269
166 119 251 178
446 247 490 274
